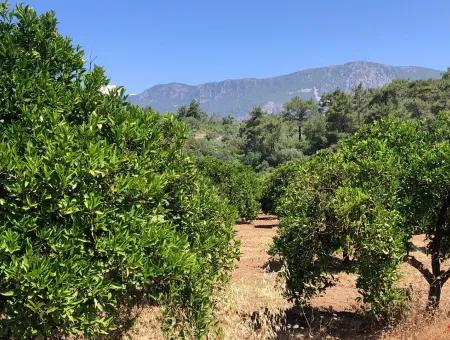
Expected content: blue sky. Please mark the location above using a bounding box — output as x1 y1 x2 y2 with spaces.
12 0 450 94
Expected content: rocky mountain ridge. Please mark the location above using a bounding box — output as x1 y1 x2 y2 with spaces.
128 61 442 118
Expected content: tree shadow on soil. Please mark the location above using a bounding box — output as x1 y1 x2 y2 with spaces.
250 305 385 339
263 255 355 274
256 215 278 220
262 257 283 272
102 295 162 340
411 244 427 254
236 219 253 225
254 223 279 228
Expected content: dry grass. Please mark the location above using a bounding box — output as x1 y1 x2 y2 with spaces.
213 216 289 339
380 234 450 340
121 306 164 340
123 217 450 339
193 132 206 140
381 304 450 340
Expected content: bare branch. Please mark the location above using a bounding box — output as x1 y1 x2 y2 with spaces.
440 268 450 284
404 254 434 284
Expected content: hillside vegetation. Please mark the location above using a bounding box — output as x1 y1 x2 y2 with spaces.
182 71 450 171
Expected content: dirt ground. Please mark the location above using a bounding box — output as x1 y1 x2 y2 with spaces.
218 214 370 339
124 214 450 339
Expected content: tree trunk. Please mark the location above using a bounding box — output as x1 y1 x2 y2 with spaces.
342 251 350 266
404 194 450 311
298 124 302 142
427 192 450 310
427 280 442 310
427 253 442 310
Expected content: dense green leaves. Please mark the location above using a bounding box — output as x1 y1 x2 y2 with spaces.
260 159 304 214
0 3 238 338
196 157 261 220
271 112 450 318
240 107 303 171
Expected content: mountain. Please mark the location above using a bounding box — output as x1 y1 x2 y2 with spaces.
128 61 442 118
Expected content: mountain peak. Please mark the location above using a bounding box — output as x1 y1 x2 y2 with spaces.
129 62 442 118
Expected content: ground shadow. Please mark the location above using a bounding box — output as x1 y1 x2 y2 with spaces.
249 305 385 339
254 223 279 229
262 257 283 272
236 219 253 225
104 308 142 340
262 255 355 274
103 295 161 340
326 255 356 274
256 215 278 221
411 244 427 254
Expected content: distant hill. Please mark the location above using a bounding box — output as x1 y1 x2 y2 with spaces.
128 61 442 118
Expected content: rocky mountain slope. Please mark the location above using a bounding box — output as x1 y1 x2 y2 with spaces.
128 61 442 118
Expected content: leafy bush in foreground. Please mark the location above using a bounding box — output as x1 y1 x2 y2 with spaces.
196 156 261 220
271 113 450 319
0 3 238 337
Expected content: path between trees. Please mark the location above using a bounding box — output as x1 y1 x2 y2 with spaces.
218 214 369 339
219 214 450 339
125 214 450 339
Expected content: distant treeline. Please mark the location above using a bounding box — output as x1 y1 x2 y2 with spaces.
178 72 450 171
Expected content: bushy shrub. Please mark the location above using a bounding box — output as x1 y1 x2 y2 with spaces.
271 113 450 319
270 151 355 301
195 157 261 221
271 147 407 320
0 3 238 338
260 159 304 214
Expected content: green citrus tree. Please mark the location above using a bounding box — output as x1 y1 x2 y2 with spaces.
196 156 261 221
0 3 238 337
271 112 450 318
260 159 304 214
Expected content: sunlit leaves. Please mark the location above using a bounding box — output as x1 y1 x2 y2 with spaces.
271 112 450 319
0 3 238 338
196 156 260 220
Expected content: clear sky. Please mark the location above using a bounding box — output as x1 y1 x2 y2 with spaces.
11 0 450 94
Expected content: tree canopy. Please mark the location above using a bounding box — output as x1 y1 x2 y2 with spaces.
271 112 450 318
196 157 261 221
184 72 450 173
177 99 208 120
282 96 317 141
0 3 238 337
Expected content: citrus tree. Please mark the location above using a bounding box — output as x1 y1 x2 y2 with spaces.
271 112 450 318
260 159 304 214
0 3 238 337
196 156 261 221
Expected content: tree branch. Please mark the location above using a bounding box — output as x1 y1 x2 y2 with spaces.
404 254 434 284
441 268 450 285
429 192 450 277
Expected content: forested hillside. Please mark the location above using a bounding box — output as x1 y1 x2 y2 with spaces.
182 72 450 171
